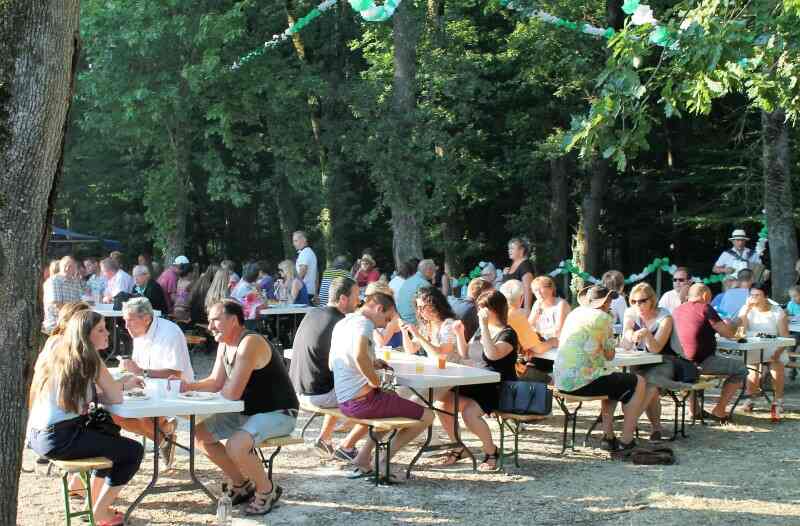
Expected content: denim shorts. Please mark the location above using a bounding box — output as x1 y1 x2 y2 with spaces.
699 354 748 385
203 409 297 445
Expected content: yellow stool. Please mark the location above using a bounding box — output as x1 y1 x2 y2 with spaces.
50 457 112 526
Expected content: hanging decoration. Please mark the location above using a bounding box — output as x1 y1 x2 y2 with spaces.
756 211 768 257
500 0 615 39
349 0 403 22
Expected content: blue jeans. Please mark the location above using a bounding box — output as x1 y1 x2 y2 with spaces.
29 418 143 486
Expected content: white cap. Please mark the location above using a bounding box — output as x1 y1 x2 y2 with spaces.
173 255 190 265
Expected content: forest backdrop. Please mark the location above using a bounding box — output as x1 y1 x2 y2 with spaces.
57 0 800 295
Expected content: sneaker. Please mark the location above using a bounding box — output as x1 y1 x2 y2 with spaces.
314 439 335 459
599 436 619 451
771 400 783 423
333 446 358 463
612 439 638 459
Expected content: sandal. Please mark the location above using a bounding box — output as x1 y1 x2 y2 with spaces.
244 485 283 516
701 410 729 425
227 479 255 506
441 448 468 466
96 512 124 526
479 447 499 471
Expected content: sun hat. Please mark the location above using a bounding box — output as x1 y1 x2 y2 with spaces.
729 229 749 241
577 285 618 309
173 255 190 265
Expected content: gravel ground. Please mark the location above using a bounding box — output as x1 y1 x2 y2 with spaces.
17 351 800 525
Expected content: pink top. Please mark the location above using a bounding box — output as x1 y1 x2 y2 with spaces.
156 267 178 312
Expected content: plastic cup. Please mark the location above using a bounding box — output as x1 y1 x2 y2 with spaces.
167 379 181 399
437 355 446 369
415 360 424 374
382 348 391 361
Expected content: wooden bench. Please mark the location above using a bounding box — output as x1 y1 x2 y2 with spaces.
662 378 719 440
552 390 608 454
298 399 422 485
492 412 548 468
184 332 207 351
254 435 305 484
51 457 113 526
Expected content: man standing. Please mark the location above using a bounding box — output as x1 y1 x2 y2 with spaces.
713 229 761 276
658 267 692 314
329 291 433 479
673 284 748 421
188 300 297 515
100 257 134 303
292 231 318 300
289 276 368 460
118 297 194 466
131 265 168 313
42 255 84 333
397 259 437 323
157 255 189 313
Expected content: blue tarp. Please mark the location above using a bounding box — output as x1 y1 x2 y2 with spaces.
51 226 123 251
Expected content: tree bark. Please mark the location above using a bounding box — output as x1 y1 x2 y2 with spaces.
549 155 570 267
581 159 608 276
163 126 190 265
389 0 424 268
762 109 797 303
275 163 300 258
0 2 80 523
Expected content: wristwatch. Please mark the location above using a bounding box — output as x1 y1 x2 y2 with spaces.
143 369 151 378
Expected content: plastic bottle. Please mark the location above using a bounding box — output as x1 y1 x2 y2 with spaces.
216 483 232 526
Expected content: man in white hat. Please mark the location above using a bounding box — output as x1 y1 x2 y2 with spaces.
713 229 761 276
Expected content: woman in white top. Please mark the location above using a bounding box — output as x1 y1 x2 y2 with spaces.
28 311 144 526
737 282 789 420
400 286 457 362
528 275 571 340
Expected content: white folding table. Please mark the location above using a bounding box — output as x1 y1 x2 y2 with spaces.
107 395 243 523
258 305 313 348
537 348 663 368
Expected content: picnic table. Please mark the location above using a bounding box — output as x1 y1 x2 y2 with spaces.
107 388 243 523
537 348 663 368
258 304 313 348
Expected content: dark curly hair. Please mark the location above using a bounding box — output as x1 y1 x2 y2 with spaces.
415 286 456 321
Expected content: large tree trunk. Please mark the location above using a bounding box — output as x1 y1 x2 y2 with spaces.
0 2 80 523
549 155 570 267
762 109 797 303
581 159 608 276
163 127 190 265
389 0 424 268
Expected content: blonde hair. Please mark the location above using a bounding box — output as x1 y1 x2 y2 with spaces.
52 301 91 336
278 260 297 282
628 282 656 303
532 275 557 291
205 269 232 313
32 311 104 414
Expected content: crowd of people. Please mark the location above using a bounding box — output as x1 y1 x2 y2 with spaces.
30 227 798 523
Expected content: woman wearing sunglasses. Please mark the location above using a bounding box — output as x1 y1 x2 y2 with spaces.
623 282 688 441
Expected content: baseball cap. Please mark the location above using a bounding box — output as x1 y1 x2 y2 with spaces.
173 255 190 265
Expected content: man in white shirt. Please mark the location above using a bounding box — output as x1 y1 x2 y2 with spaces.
658 267 692 313
117 297 194 466
101 256 134 302
713 229 761 276
293 230 318 298
329 291 433 480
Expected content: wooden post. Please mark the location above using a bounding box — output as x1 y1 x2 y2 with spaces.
656 268 662 299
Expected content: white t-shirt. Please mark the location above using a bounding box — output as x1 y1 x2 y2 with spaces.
106 269 134 298
740 303 785 337
714 247 761 273
388 275 406 297
658 289 683 313
296 246 318 296
132 317 195 382
610 295 627 325
329 313 374 403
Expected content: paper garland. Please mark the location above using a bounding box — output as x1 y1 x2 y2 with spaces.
349 0 402 22
501 0 615 39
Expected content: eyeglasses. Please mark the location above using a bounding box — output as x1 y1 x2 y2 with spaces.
673 278 687 282
630 298 650 305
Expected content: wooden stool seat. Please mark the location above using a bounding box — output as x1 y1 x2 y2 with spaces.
51 457 112 473
257 436 304 448
493 412 548 422
184 334 206 346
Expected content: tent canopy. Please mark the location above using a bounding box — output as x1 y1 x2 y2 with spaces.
50 226 123 252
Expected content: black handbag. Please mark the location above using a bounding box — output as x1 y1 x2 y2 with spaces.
84 385 121 436
498 381 552 415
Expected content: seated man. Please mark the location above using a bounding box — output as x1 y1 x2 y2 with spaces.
718 269 754 319
329 291 434 479
289 276 368 460
185 300 297 515
449 277 492 342
118 297 195 467
673 284 748 421
131 264 168 313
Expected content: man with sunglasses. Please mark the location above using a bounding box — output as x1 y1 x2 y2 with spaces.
658 267 692 314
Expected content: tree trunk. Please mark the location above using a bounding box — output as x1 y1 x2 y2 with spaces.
762 109 797 303
389 0 424 268
549 155 570 267
581 159 607 276
0 2 80 523
275 164 300 258
163 128 190 265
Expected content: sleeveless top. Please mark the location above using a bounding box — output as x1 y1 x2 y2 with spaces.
293 280 311 305
29 379 92 430
502 260 535 283
631 307 676 356
533 298 566 339
222 330 298 416
744 304 784 337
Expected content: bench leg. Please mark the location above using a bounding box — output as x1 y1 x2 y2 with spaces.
62 470 95 526
557 398 582 454
300 411 320 441
255 446 282 484
666 391 679 441
512 420 520 468
368 426 399 486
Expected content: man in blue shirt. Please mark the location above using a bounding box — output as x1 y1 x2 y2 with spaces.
397 259 437 323
718 269 754 319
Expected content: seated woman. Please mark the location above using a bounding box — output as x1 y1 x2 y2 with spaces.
355 254 380 288
499 279 555 382
400 286 457 360
28 311 145 526
737 282 789 421
442 290 518 470
528 275 571 341
278 260 310 306
623 283 689 441
554 285 647 453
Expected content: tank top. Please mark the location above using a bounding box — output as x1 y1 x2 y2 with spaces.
632 307 676 356
29 379 92 430
222 330 298 416
534 298 565 339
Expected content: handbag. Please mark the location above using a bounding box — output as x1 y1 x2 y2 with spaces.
83 385 121 436
498 381 552 415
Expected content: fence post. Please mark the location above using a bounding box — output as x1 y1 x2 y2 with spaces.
656 268 662 299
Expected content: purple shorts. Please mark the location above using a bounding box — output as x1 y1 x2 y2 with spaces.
339 389 424 421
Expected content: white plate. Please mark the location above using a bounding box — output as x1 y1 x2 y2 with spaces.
123 390 149 401
178 391 219 401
